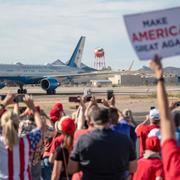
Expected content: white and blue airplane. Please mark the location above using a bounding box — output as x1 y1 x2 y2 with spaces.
0 36 95 94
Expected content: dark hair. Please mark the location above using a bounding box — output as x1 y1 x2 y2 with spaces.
89 106 110 125
151 119 160 125
19 107 27 114
109 107 119 124
173 111 180 127
25 114 34 122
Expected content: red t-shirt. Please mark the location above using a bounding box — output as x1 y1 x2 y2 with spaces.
133 158 164 180
162 138 180 179
50 134 64 154
136 124 159 157
73 128 92 145
43 137 53 158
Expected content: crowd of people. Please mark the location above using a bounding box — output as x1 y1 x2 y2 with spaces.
0 57 180 180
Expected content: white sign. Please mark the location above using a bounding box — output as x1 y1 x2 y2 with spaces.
124 7 180 60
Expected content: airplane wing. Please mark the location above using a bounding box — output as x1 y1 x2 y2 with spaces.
46 71 117 79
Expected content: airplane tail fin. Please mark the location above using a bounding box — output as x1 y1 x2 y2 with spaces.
66 36 86 68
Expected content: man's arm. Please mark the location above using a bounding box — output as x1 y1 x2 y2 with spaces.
128 110 137 127
155 177 163 180
68 159 80 175
23 95 43 130
76 98 86 130
129 160 137 173
149 57 175 143
49 152 56 164
128 135 137 173
68 137 81 174
0 94 15 116
135 115 149 134
157 74 175 142
13 103 19 115
51 160 62 180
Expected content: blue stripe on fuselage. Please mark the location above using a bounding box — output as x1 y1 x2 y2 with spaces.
0 76 43 85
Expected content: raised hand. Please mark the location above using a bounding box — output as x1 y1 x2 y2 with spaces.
149 54 163 79
23 95 36 112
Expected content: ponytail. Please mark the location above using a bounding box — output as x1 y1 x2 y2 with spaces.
62 134 73 150
1 111 19 149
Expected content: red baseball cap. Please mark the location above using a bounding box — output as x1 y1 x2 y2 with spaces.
53 103 63 111
146 136 161 152
49 103 64 123
55 116 76 135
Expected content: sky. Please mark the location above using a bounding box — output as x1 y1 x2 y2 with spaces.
0 0 180 70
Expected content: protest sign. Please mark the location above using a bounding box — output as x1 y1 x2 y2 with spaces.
124 7 180 60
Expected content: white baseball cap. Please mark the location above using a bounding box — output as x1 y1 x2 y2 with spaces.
149 108 160 121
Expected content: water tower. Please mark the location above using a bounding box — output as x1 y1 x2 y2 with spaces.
94 48 106 70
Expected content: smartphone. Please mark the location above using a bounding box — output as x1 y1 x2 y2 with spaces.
107 90 114 100
14 95 25 103
83 88 92 97
83 89 92 102
85 96 92 102
96 99 102 103
0 95 6 100
68 96 80 103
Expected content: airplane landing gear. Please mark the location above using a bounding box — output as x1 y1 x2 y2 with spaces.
17 85 27 94
46 89 56 95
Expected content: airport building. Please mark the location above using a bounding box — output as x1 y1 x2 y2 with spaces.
90 80 112 87
109 74 142 86
60 70 179 87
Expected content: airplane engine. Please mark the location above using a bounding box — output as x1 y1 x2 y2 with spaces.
40 78 60 94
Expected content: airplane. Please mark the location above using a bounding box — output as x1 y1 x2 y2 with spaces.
0 36 95 94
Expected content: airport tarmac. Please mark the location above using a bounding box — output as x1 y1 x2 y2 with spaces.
1 85 180 122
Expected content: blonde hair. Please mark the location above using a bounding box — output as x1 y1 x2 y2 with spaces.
62 134 73 150
58 116 74 150
1 111 19 149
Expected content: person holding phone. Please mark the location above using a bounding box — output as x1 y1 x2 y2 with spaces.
0 94 43 179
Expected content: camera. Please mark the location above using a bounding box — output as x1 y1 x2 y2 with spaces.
96 99 102 103
69 96 102 103
83 88 92 102
69 96 80 103
0 94 25 103
14 95 25 103
84 96 92 102
107 90 114 100
176 102 180 107
0 95 6 100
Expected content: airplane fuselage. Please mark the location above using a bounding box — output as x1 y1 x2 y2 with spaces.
0 64 80 77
